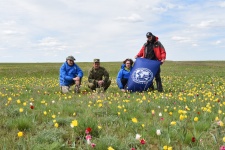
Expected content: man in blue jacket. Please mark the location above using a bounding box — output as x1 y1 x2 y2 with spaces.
59 56 83 94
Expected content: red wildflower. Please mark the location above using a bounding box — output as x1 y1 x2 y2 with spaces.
91 143 96 148
86 134 92 140
131 148 136 150
85 127 92 134
30 105 34 109
192 137 196 142
220 145 225 150
140 139 145 144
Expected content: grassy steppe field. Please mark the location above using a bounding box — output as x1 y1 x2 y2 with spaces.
0 61 225 150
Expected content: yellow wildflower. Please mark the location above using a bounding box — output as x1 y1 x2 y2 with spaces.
18 131 23 137
108 146 114 150
163 145 168 150
170 121 176 126
223 137 225 142
219 121 224 127
70 120 78 128
54 123 59 128
180 115 185 121
215 117 219 121
43 111 47 115
152 110 155 114
19 108 23 113
132 117 138 123
194 117 198 122
168 146 173 150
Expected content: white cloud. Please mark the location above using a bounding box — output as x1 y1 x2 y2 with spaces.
114 14 143 22
171 36 190 43
37 37 68 51
192 43 198 47
215 40 221 45
195 20 215 28
219 1 225 7
2 30 18 35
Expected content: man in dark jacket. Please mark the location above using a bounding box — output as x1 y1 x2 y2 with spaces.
135 32 166 92
88 59 111 92
59 56 83 94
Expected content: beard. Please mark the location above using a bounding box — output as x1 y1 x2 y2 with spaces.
147 36 156 43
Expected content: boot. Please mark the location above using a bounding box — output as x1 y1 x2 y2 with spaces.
74 85 80 93
156 81 163 92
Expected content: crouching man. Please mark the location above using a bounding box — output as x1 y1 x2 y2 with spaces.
59 55 83 94
88 59 111 92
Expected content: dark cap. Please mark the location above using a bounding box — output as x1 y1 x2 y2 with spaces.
146 32 153 37
94 59 100 63
66 55 76 61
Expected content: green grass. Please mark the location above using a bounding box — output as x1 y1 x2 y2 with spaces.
0 61 225 150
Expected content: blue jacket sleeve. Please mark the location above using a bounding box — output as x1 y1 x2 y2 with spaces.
60 64 73 81
116 69 124 89
75 65 83 78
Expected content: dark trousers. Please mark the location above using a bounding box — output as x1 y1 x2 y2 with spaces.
151 68 163 92
121 78 128 89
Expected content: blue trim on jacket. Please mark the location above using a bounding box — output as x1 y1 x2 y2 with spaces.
59 62 83 86
116 64 132 89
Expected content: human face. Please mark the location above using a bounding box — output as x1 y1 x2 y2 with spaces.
93 62 100 69
125 61 131 69
147 36 152 41
67 59 74 66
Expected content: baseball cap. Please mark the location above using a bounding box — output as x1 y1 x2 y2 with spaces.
94 59 100 63
66 56 76 61
146 32 153 37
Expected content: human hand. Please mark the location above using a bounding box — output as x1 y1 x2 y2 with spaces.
73 77 80 81
121 89 126 92
98 80 104 86
134 55 138 59
160 59 165 65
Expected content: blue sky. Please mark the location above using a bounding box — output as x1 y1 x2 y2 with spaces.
0 0 225 62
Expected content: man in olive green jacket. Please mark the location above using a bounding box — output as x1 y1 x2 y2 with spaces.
88 59 111 92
